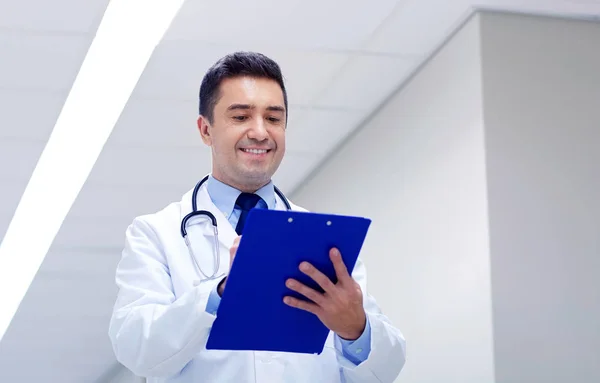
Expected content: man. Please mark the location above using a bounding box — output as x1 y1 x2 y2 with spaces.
109 52 406 382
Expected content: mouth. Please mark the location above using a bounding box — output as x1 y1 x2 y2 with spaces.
240 148 271 156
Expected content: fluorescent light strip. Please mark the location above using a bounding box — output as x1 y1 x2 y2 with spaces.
0 0 184 341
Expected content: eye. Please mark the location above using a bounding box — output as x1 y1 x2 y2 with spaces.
267 117 281 123
233 116 248 121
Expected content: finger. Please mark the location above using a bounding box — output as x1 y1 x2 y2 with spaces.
285 278 325 305
233 235 241 246
330 248 351 282
283 296 320 315
300 262 336 293
230 236 241 258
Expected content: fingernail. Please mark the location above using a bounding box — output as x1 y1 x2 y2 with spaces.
300 262 309 271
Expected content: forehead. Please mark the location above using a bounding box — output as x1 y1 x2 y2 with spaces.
216 76 285 108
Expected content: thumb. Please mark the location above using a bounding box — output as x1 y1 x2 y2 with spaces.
230 236 241 259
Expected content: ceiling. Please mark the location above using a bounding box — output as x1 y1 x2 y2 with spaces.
0 0 598 381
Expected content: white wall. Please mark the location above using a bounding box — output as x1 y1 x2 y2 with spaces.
293 10 600 383
293 13 496 383
480 12 600 383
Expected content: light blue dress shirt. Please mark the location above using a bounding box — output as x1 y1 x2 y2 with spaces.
203 175 371 365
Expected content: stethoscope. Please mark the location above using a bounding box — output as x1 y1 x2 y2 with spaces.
180 174 292 281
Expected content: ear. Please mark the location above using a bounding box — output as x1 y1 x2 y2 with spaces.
197 115 212 146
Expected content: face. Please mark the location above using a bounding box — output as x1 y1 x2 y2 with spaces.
198 76 286 192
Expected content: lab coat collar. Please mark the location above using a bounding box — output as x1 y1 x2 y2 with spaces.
207 175 276 220
179 177 238 250
179 174 300 250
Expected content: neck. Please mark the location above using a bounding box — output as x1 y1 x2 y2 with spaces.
211 173 269 194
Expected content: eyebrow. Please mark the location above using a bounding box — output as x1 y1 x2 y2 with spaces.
227 104 286 113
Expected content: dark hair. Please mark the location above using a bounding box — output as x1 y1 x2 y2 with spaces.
198 51 288 123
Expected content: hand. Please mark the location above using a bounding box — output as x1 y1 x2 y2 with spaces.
283 248 367 341
217 235 241 296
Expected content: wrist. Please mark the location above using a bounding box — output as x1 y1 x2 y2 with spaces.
217 277 227 296
338 313 367 341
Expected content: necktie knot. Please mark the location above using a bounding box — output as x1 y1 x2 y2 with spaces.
235 193 263 211
234 193 264 235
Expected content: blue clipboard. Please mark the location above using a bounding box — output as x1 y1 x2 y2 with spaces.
206 209 371 354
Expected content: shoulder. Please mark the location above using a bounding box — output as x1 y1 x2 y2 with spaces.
127 190 190 232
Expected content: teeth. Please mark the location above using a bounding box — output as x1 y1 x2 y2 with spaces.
243 149 267 154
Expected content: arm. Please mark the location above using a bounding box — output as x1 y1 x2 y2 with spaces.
335 257 407 383
108 217 219 378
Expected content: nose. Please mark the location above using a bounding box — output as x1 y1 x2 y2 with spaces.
247 118 269 141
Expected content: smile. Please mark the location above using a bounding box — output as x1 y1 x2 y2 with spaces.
241 148 269 154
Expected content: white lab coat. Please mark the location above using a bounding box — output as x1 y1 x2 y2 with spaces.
108 182 406 382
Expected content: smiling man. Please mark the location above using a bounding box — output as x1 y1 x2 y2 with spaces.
108 52 406 383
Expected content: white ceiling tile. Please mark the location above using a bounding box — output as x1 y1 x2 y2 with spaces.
265 50 350 106
0 180 27 241
7 3 600 382
164 0 399 50
0 179 27 216
365 0 473 55
0 90 65 141
0 138 45 181
286 108 366 154
164 0 302 44
133 40 349 106
272 152 323 195
0 33 91 91
0 272 115 382
0 0 110 33
132 42 235 101
474 0 600 14
68 184 191 219
109 98 202 147
86 145 211 187
52 215 133 248
314 55 419 111
42 247 122 274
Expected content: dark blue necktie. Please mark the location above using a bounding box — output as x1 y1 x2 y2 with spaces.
234 193 264 235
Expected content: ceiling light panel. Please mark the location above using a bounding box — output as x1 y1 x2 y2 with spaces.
0 0 186 343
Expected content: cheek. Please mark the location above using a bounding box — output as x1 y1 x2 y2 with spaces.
274 129 286 149
214 130 241 153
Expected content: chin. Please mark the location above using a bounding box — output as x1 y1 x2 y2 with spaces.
233 167 269 182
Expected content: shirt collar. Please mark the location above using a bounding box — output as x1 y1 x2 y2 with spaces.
206 174 276 219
